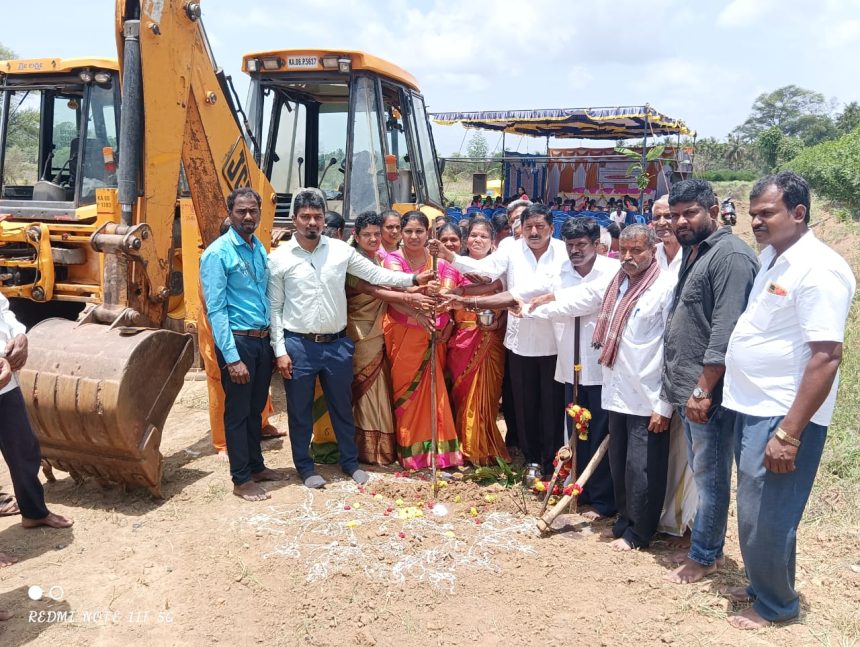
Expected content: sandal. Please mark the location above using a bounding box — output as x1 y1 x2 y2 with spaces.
0 494 20 517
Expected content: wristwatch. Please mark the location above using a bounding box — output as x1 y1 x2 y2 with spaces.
692 387 712 400
412 273 419 286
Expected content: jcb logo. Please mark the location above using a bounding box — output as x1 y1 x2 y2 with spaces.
222 139 250 191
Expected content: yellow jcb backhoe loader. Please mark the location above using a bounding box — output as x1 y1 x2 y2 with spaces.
0 0 275 496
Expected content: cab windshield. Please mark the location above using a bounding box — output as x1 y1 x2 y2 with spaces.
247 69 442 222
0 72 119 209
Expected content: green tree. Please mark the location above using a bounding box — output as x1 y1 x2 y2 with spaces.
756 127 784 171
734 85 833 142
784 126 860 217
466 132 489 173
0 42 14 60
725 135 746 169
836 101 860 134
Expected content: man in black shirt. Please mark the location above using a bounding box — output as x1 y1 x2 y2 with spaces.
661 180 758 585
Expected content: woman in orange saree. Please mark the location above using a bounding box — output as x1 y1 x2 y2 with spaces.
446 219 510 466
383 212 463 470
346 211 438 465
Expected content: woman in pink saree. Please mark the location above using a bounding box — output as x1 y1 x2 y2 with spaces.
446 219 510 465
383 212 463 470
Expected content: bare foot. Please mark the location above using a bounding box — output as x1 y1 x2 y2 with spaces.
600 527 616 539
662 550 726 566
610 537 634 551
580 508 607 522
21 512 74 529
0 609 12 621
656 530 691 550
261 425 286 439
664 557 718 584
728 607 772 630
252 468 287 482
233 481 270 502
216 449 229 463
721 585 754 604
0 551 18 568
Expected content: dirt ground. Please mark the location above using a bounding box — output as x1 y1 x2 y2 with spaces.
1 193 859 647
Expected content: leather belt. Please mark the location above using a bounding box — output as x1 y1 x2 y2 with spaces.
289 329 347 343
233 328 269 338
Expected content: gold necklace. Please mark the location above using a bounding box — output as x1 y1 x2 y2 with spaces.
403 249 428 270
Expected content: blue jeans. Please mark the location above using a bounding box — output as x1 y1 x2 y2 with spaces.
282 332 359 479
735 413 826 622
679 404 735 566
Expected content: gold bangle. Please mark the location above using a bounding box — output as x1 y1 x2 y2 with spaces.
775 428 801 447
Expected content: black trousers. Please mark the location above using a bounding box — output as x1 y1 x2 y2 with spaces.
565 383 615 517
502 350 518 449
216 335 274 485
0 387 49 519
508 352 564 475
608 411 670 548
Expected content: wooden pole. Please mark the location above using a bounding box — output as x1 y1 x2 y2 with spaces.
429 220 439 497
536 436 610 534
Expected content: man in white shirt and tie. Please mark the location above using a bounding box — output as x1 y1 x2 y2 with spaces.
527 217 620 519
429 203 568 476
268 191 433 488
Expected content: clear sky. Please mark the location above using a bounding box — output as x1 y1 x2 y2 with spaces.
3 0 858 156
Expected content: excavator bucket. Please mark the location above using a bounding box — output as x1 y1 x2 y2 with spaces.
17 318 195 497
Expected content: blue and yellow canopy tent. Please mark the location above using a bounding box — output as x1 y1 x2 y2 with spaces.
431 105 694 140
431 105 695 202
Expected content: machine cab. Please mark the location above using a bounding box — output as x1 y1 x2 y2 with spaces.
0 58 120 220
243 50 443 223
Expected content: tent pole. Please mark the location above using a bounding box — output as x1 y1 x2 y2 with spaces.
501 132 506 198
640 116 648 214
544 135 550 202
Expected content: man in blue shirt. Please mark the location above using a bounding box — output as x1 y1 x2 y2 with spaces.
201 187 285 502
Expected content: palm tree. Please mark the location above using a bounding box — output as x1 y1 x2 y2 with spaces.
725 135 745 170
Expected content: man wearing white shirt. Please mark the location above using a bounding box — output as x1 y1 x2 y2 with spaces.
723 173 855 630
268 191 433 488
653 196 682 277
430 203 568 475
610 204 627 228
590 225 674 552
528 217 619 519
0 294 74 545
652 195 696 543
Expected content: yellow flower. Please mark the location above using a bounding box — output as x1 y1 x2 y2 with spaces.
453 494 462 503
484 494 497 503
345 520 359 528
395 498 405 507
534 482 546 492
444 530 456 539
469 507 478 517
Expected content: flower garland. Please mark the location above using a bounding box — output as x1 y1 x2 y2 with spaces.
565 401 592 441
